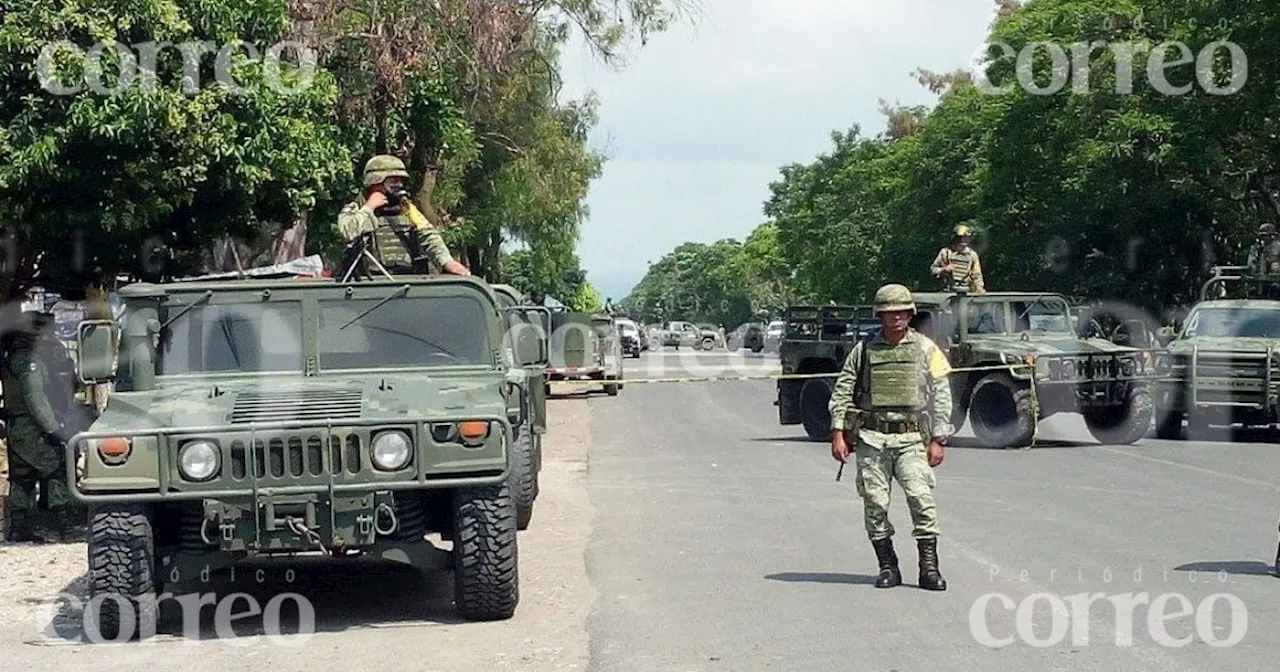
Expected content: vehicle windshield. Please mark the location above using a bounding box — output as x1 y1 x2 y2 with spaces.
1181 306 1280 338
1010 298 1073 333
617 321 638 335
317 296 491 369
158 301 305 375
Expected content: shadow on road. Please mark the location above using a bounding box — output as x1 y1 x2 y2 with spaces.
1172 560 1278 577
764 572 878 585
747 436 819 444
945 437 1094 450
30 558 466 645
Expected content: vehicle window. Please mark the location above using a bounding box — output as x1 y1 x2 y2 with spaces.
1182 307 1280 338
967 302 1006 334
1010 299 1072 333
159 302 304 375
317 296 490 369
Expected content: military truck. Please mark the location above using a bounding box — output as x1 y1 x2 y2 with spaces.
544 310 624 395
1152 266 1280 439
491 284 549 529
776 292 1163 447
68 274 540 639
775 305 877 440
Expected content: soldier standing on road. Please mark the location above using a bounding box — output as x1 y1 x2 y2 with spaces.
337 155 471 277
827 284 954 591
931 224 985 293
0 311 88 542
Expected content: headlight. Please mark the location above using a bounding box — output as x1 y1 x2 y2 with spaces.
178 441 220 481
372 430 412 470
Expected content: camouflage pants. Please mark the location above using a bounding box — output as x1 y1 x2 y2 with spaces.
853 438 939 541
7 417 84 531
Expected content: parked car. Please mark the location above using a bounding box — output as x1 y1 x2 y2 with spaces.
763 320 784 352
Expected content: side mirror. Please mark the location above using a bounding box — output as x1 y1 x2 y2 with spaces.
508 308 548 366
77 319 118 384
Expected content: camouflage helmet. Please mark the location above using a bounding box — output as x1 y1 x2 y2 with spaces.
953 223 973 237
362 155 410 188
1259 223 1276 236
873 283 916 314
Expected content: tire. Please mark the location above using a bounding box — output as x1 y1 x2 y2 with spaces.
1083 386 1155 445
604 375 619 396
968 373 1036 448
701 337 715 351
510 428 536 531
86 504 158 641
800 377 835 441
452 483 519 621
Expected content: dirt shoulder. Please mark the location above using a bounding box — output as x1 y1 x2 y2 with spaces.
0 398 596 670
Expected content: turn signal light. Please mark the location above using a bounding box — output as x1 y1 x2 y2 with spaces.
458 421 489 441
99 437 130 457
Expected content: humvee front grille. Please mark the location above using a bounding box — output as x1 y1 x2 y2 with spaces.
231 389 363 423
1191 352 1270 406
227 433 365 480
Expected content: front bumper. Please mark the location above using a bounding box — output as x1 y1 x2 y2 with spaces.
68 414 511 504
1027 350 1169 406
1155 347 1280 412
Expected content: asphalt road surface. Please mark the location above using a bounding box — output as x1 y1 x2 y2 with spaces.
3 347 1279 670
584 349 1280 671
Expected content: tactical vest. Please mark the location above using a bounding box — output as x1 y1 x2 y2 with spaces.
865 341 926 411
370 214 415 266
943 247 976 288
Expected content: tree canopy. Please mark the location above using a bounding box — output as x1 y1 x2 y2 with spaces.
624 0 1278 327
0 0 700 306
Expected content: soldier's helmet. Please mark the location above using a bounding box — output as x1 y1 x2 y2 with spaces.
1259 223 1276 236
873 284 916 314
362 155 411 188
953 223 972 237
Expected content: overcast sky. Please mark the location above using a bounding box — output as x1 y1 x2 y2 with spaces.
555 0 1001 301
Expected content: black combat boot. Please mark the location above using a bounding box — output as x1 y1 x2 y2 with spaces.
871 538 902 588
1274 539 1280 578
918 537 947 591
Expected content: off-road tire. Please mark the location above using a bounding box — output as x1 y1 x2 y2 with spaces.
1083 387 1155 445
701 337 715 350
800 377 835 441
510 428 536 531
86 504 158 641
604 375 619 396
968 373 1036 448
452 483 519 621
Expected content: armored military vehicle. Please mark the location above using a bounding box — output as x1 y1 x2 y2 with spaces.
69 274 540 640
776 292 1163 447
776 305 876 440
1152 266 1280 438
491 284 549 529
544 310 624 395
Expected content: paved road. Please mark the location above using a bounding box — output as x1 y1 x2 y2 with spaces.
583 350 1280 671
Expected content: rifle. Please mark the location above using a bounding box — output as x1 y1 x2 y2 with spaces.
837 330 875 482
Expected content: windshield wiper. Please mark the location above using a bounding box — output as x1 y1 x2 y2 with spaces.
160 290 214 330
340 284 410 330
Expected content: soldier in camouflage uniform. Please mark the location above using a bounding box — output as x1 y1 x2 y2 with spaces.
1 311 88 542
1248 223 1280 276
930 223 985 293
828 284 953 591
337 155 470 277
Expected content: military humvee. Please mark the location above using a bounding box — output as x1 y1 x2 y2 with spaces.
544 310 623 396
69 274 539 639
1152 266 1280 438
777 292 1164 447
491 284 548 529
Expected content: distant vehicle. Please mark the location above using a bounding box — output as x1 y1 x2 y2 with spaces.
763 320 784 352
727 322 766 353
615 318 643 358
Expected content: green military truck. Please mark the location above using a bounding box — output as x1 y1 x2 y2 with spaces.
491 284 548 529
544 310 624 396
1152 266 1280 439
776 292 1163 447
69 274 541 639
